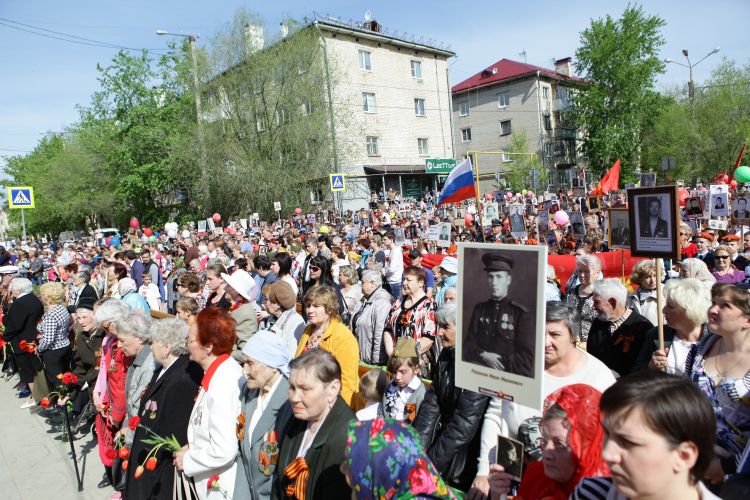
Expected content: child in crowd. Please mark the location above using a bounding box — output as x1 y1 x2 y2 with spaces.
383 338 425 424
355 368 388 421
139 274 161 311
175 296 199 323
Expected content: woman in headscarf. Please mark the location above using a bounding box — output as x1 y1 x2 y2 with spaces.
234 331 293 500
342 418 459 500
488 384 608 500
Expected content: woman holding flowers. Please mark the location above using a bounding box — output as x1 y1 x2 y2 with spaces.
173 308 243 499
124 318 202 500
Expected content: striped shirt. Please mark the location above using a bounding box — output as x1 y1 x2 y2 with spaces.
572 477 721 500
37 304 71 352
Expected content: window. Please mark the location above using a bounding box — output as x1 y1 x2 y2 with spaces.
418 138 429 156
500 120 512 136
501 152 512 162
459 101 469 117
362 92 376 113
542 86 550 101
414 98 426 116
411 60 422 79
544 114 552 130
498 93 509 108
359 49 372 71
366 136 380 156
461 128 472 142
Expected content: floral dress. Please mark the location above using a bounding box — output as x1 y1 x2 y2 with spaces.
565 285 597 343
386 295 436 378
686 334 750 468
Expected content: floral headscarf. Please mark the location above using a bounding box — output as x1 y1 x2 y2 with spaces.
346 418 457 500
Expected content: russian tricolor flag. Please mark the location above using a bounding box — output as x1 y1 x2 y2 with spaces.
436 157 477 206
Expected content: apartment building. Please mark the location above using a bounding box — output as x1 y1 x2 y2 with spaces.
316 16 455 209
452 58 584 193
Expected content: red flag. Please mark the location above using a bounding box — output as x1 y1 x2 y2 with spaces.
590 160 621 196
713 144 745 184
729 144 747 183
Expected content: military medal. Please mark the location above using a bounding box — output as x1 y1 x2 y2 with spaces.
258 430 279 476
146 400 158 419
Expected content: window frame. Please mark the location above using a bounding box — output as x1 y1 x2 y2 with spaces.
414 98 426 117
500 119 512 136
458 101 469 117
461 127 472 143
410 60 422 79
362 92 377 113
366 136 380 156
358 49 372 71
497 93 510 108
418 137 429 156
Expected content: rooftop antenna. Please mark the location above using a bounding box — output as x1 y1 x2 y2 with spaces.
518 49 527 63
364 10 372 22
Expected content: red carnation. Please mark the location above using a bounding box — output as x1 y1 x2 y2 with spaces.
207 474 220 490
128 416 141 431
40 398 51 409
145 457 158 471
19 340 27 351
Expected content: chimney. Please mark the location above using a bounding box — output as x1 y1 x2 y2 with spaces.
244 23 264 55
555 57 571 76
363 20 381 33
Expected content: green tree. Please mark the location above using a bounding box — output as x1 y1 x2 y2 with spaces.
502 132 547 192
572 4 667 179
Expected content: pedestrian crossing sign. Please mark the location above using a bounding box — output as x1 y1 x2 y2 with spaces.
330 174 345 192
7 186 35 209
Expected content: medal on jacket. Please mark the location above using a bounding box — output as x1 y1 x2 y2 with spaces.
258 429 279 476
236 413 245 441
146 400 157 420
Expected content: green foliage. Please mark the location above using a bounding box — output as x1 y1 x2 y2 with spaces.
501 132 547 192
572 4 667 177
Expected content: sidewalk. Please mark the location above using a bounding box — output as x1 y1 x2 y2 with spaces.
0 374 114 500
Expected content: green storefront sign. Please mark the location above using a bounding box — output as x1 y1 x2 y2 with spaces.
425 158 456 174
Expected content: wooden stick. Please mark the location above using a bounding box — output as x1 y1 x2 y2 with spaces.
473 153 487 242
655 258 665 351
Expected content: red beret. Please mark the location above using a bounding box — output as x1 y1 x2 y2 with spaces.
698 232 714 241
722 234 740 242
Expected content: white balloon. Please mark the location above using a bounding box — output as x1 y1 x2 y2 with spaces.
167 230 178 238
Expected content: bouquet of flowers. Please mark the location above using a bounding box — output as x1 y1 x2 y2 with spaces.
40 371 79 409
126 416 182 479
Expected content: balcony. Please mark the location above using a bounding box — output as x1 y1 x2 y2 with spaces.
554 127 578 140
552 98 572 112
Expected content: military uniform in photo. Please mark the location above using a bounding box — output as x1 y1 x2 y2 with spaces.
463 254 534 377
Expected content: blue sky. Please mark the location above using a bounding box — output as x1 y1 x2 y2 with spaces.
1 0 746 168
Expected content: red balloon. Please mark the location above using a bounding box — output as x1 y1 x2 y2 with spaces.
143 227 153 237
730 180 738 190
129 217 139 229
295 208 302 215
212 213 221 223
723 174 729 184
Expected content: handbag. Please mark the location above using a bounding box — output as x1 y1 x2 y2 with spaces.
2 350 17 375
31 364 51 400
172 470 198 500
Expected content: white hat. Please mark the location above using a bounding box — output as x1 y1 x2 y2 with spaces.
0 265 19 275
436 256 458 274
221 269 258 303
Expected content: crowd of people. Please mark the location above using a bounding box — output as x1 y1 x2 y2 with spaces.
0 184 749 499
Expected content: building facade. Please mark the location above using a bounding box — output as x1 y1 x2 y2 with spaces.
451 58 583 193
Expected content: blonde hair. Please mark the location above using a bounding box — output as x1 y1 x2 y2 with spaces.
303 285 341 320
630 260 656 286
664 278 711 326
358 369 388 402
39 282 66 306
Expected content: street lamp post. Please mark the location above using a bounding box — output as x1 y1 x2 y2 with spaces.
156 30 208 208
664 47 720 170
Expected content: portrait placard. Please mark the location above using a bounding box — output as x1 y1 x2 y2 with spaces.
394 228 406 246
607 208 631 249
587 196 600 213
206 218 215 231
456 243 546 411
483 203 499 226
428 225 440 241
569 211 586 240
732 193 750 221
197 220 207 233
437 222 452 247
627 186 680 259
708 219 728 231
536 211 550 238
509 204 527 237
640 173 657 187
685 197 704 220
711 192 729 217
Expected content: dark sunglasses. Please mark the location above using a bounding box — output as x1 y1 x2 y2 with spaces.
715 255 730 259
310 266 321 272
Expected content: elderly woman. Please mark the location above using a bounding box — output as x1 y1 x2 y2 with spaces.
489 384 608 499
264 281 305 356
343 419 458 499
338 265 362 322
204 262 231 310
221 269 259 361
36 282 73 390
273 349 354 499
680 258 717 288
627 259 659 325
115 312 155 445
296 285 359 406
92 299 133 489
71 270 99 308
174 307 243 499
711 244 745 283
119 277 151 316
234 332 293 500
565 253 602 343
351 269 393 366
685 283 750 485
470 301 616 496
634 278 712 374
573 370 719 500
680 222 698 259
124 318 202 500
3 278 44 405
384 266 437 378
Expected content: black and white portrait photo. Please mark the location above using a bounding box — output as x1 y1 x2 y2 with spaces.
509 204 526 235
484 202 499 225
587 196 599 212
640 172 657 187
608 208 631 248
685 197 704 219
456 244 546 410
733 194 750 220
628 186 680 258
537 211 550 237
496 436 525 482
570 211 586 240
711 192 729 217
437 222 452 247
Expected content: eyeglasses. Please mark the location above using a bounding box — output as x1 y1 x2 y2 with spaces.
715 255 730 259
310 266 320 272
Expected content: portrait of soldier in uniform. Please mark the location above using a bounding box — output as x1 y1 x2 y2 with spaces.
462 252 534 377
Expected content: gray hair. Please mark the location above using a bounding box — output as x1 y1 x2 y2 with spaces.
77 270 91 283
680 258 716 285
664 278 711 327
119 278 137 295
592 278 628 307
435 303 457 326
10 277 33 294
361 269 381 284
576 253 602 273
338 265 358 284
545 301 579 341
149 318 189 356
94 299 132 326
545 264 557 282
118 312 152 342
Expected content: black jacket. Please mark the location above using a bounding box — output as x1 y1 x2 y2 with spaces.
633 324 711 372
75 284 99 308
69 325 105 401
3 292 44 347
587 311 652 377
413 347 490 491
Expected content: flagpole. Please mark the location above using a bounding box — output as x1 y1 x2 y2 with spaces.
472 153 486 242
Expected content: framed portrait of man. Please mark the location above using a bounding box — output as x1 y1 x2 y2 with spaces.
569 211 586 240
587 196 600 213
732 193 750 221
711 192 729 217
685 197 704 220
437 222 452 247
456 243 547 411
640 173 657 187
537 211 550 238
509 204 527 236
607 208 631 249
627 186 680 259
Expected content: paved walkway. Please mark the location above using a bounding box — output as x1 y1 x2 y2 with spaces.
0 373 114 500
